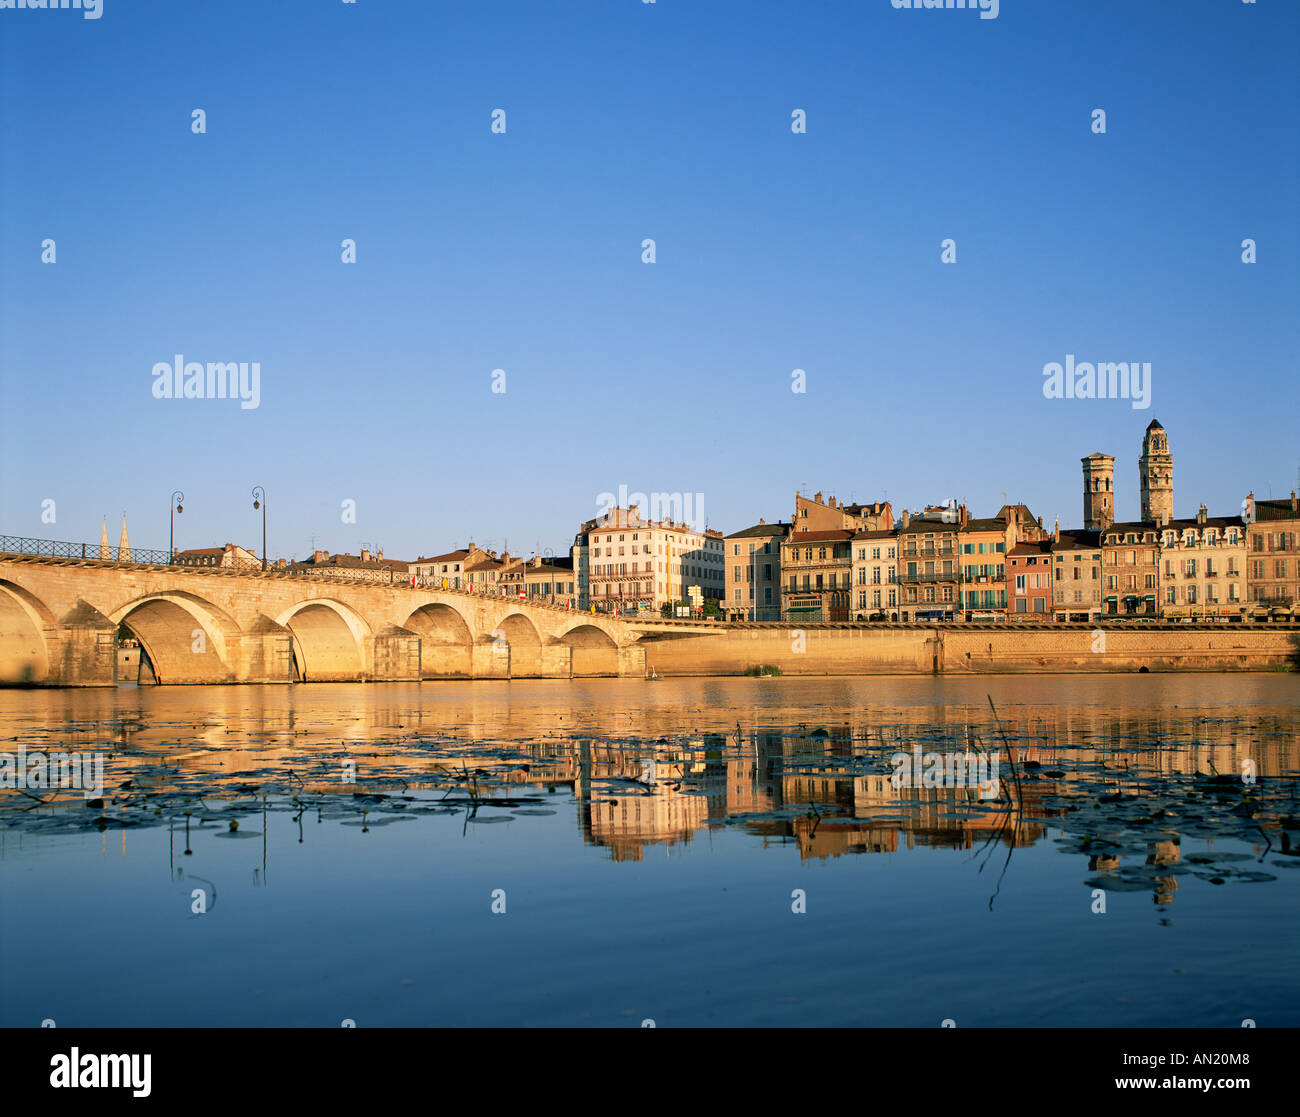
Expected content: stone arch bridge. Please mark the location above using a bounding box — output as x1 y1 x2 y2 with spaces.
0 555 697 686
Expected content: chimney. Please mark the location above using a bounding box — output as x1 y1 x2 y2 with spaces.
814 491 823 504
1053 517 1060 544
959 504 969 528
829 496 837 508
1196 504 1207 526
758 517 766 525
314 549 326 563
901 509 911 529
1292 490 1298 514
361 549 371 563
377 549 383 561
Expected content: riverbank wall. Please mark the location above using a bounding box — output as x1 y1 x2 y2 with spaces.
637 624 1298 676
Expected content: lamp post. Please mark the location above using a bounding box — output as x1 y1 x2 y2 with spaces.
252 486 267 571
169 490 184 564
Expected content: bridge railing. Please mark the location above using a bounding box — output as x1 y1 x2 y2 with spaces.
0 535 175 566
0 535 602 608
0 533 400 582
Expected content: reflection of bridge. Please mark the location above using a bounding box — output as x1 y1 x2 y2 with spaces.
0 551 709 686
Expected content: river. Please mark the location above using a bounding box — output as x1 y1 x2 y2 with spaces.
1 675 1296 1027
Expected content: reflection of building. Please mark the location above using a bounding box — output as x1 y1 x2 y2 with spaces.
585 790 709 861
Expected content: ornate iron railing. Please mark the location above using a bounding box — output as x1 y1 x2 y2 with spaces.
0 535 175 566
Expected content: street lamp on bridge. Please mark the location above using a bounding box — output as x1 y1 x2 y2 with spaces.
252 486 267 571
169 490 184 564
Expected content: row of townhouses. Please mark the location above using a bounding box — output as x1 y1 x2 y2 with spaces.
173 420 1298 622
717 421 1298 624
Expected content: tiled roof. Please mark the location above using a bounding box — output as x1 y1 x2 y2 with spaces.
726 522 791 539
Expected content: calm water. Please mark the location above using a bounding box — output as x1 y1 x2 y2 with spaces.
1 675 1297 1027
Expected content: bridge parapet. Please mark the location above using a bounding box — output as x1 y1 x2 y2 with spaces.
0 547 645 686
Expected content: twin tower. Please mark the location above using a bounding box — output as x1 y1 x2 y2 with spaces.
1082 420 1174 530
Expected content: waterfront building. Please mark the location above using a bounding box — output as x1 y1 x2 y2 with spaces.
410 545 486 589
1158 508 1245 622
850 528 899 620
1245 491 1300 620
724 520 789 621
465 550 513 595
793 491 893 533
520 555 577 606
176 542 258 568
897 506 965 622
781 529 855 621
288 548 410 584
996 504 1051 543
1050 528 1104 622
1100 522 1161 617
584 504 724 615
570 529 591 610
959 512 1018 618
1006 540 1054 617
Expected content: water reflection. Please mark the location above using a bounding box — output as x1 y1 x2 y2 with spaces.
3 677 1297 912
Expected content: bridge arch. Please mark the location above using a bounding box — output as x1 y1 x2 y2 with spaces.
487 611 543 677
276 598 370 682
405 602 474 678
558 623 620 676
111 592 238 685
0 579 54 685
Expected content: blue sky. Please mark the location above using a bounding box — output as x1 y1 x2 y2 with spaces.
2 0 1296 561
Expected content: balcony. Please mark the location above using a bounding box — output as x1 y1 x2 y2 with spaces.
900 571 956 584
